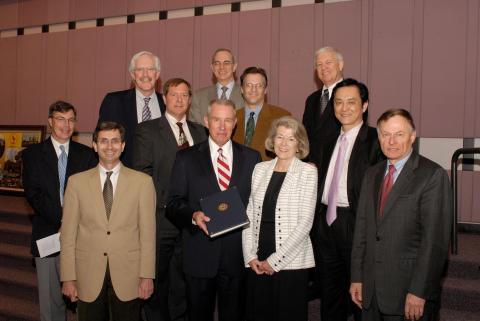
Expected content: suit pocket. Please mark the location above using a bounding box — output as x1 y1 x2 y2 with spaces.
127 249 140 261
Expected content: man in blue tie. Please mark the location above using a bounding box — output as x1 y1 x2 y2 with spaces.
22 101 97 321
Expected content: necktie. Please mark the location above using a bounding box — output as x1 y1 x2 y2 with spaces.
142 97 152 121
103 171 113 219
244 112 255 146
176 122 190 150
379 164 396 217
217 148 231 191
320 88 329 115
58 145 67 206
220 86 228 99
326 134 348 226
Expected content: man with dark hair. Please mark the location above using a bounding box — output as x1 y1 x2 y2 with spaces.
22 100 97 321
189 48 244 124
232 66 291 160
350 108 452 321
61 121 156 321
98 51 166 167
167 99 261 321
310 79 383 321
133 78 207 321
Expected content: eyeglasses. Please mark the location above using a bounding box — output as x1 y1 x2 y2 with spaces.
133 67 158 73
168 92 190 99
212 60 233 67
379 131 407 141
274 135 297 145
244 83 265 90
52 117 76 125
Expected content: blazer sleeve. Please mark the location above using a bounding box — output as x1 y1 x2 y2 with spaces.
98 93 118 123
132 123 154 176
138 176 156 278
267 164 318 272
408 168 452 298
242 164 260 266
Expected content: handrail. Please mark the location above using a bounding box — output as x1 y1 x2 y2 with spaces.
450 147 480 255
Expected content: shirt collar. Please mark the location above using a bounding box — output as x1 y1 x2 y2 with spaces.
50 136 70 154
208 137 232 154
99 162 121 175
165 111 187 126
387 150 413 172
341 121 363 139
216 80 234 91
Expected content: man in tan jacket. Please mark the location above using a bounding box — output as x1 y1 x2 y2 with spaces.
60 121 156 321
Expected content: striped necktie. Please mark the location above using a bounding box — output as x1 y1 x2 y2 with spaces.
217 148 230 191
142 97 152 121
58 145 67 206
103 171 113 219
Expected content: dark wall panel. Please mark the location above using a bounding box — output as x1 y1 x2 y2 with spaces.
0 38 18 125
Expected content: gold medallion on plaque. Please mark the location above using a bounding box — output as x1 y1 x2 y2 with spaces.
217 202 229 212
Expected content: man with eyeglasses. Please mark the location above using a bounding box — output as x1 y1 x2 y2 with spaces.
232 66 290 160
350 109 451 321
133 78 207 321
98 51 166 168
22 100 97 321
189 48 244 124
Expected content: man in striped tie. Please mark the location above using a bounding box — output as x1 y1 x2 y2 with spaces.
167 99 261 321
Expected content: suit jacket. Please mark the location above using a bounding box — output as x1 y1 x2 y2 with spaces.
166 140 261 278
351 151 452 314
132 116 207 232
189 84 244 124
303 89 340 160
22 138 97 257
60 165 156 302
233 103 291 161
242 157 317 272
98 88 166 168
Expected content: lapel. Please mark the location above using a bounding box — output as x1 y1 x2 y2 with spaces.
207 86 217 101
156 92 166 114
88 166 108 224
235 108 246 143
198 142 221 192
110 164 128 221
346 124 368 193
158 117 179 151
42 138 59 177
252 104 271 145
231 85 244 108
373 160 387 224
125 88 138 131
230 142 245 188
317 129 340 195
187 121 207 144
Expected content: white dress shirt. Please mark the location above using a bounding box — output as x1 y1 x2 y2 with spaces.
216 80 235 99
164 112 194 146
50 136 70 158
98 162 121 196
135 89 162 122
208 138 233 183
324 78 343 99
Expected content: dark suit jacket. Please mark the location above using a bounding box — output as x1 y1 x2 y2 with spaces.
22 138 97 257
98 88 166 168
166 140 261 278
232 103 291 161
132 116 207 232
351 151 452 314
303 89 340 160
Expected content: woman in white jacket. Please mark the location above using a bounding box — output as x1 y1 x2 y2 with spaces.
242 116 318 321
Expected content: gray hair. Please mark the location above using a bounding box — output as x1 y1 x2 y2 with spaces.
314 46 343 65
129 51 161 73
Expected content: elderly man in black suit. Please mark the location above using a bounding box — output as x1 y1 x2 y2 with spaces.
167 99 261 321
22 101 97 321
350 109 452 321
311 79 384 321
98 51 166 167
133 78 207 321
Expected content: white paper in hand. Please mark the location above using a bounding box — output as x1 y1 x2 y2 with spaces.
36 233 60 258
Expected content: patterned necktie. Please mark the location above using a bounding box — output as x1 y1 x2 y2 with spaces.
58 145 67 206
217 148 231 191
320 88 329 115
244 112 255 146
326 134 348 226
176 122 190 150
142 97 152 121
220 86 228 99
103 171 113 219
379 164 396 217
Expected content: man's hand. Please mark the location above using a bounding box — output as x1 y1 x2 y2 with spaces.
248 259 264 275
259 260 275 275
405 293 425 320
192 211 210 235
62 280 78 302
350 282 363 309
138 278 154 300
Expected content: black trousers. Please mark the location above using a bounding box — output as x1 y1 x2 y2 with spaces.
312 204 361 321
144 230 187 321
77 265 140 321
184 270 245 321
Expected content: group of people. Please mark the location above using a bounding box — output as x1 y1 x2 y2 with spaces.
22 46 452 321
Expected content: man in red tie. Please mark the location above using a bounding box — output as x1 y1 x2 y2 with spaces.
350 109 452 321
167 99 261 321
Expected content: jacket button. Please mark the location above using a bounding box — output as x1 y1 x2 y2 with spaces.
103 253 107 256
376 236 380 241
107 231 110 235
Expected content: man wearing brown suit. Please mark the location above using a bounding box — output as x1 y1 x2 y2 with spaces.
60 122 156 321
233 67 291 160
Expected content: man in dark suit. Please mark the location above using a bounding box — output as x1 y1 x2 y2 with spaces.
133 78 207 321
350 109 452 321
189 48 244 124
98 51 166 167
22 100 97 321
310 79 383 321
303 46 344 156
232 66 291 160
167 99 261 321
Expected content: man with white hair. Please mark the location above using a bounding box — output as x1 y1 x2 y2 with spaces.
98 51 166 167
303 46 344 150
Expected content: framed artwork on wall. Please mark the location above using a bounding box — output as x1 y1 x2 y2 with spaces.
0 125 46 195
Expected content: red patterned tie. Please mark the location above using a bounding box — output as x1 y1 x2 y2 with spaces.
379 164 396 217
217 148 230 191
